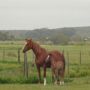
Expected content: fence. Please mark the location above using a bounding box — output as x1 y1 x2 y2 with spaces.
0 48 90 78
0 48 22 63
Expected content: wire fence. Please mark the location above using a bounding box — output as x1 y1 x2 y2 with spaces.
0 48 90 64
0 48 90 78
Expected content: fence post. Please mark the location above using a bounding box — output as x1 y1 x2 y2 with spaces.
62 49 64 54
31 52 35 67
24 52 28 78
80 51 82 65
3 48 5 62
67 51 69 75
18 48 20 63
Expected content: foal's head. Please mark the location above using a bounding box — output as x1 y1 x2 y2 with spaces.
23 39 33 53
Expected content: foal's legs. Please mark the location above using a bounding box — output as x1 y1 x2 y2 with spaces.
43 65 46 86
51 68 55 84
59 70 65 85
54 69 58 85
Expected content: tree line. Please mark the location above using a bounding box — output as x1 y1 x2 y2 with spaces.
0 31 15 41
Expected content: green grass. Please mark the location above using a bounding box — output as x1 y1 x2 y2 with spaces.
0 41 90 89
0 62 90 84
0 83 90 90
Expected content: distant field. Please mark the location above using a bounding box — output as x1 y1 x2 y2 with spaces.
0 41 90 90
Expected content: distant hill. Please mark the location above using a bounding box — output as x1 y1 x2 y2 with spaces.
0 26 90 44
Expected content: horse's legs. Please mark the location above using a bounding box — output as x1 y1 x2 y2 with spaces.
37 66 41 83
43 65 46 86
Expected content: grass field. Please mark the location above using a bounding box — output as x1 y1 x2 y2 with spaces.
0 41 90 89
0 83 90 90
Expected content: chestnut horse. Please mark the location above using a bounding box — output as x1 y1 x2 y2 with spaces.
23 39 65 85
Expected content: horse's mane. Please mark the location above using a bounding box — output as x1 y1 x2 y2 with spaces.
32 41 40 49
32 41 46 54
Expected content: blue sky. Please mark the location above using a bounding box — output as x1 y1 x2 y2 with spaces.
0 0 90 30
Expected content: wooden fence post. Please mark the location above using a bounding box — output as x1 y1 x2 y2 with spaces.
3 48 5 61
67 51 69 75
18 48 20 63
80 51 82 65
62 49 64 54
24 52 28 78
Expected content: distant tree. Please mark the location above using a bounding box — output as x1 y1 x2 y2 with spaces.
49 33 69 45
71 35 82 42
0 32 15 41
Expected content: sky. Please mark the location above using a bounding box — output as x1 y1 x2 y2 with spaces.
0 0 90 30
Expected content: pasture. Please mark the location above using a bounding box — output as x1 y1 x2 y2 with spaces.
0 41 90 89
0 83 90 90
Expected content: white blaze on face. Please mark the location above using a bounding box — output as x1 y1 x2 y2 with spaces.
24 41 27 45
44 78 46 86
22 42 27 50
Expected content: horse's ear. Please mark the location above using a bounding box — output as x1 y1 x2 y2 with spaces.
30 39 32 41
25 39 28 42
25 38 32 42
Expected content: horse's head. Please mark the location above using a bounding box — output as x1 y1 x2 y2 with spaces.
23 39 33 53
